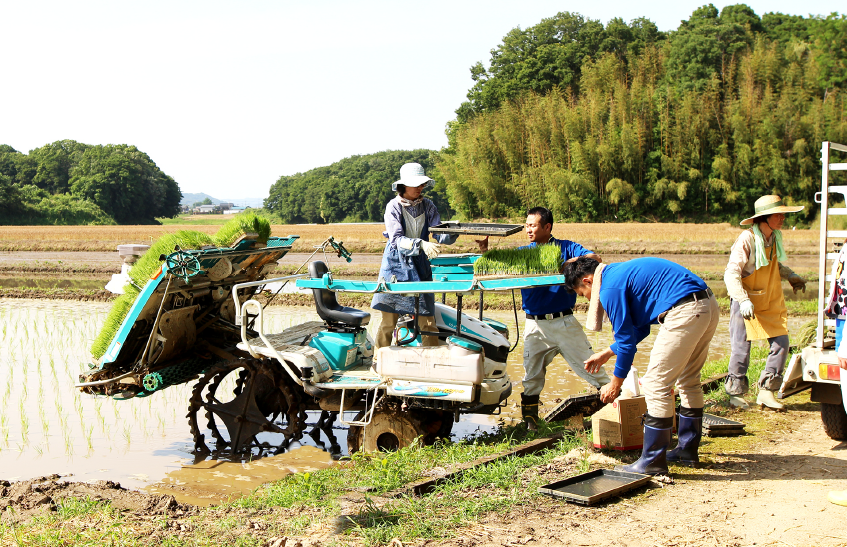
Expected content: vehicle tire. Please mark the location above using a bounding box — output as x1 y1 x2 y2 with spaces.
821 402 847 441
347 409 428 453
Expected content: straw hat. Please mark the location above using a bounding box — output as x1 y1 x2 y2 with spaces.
740 195 804 225
392 163 434 192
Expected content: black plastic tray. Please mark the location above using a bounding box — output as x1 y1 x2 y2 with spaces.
429 222 523 237
703 413 745 437
543 392 604 423
539 469 651 505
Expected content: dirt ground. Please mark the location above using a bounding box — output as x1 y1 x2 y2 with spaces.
2 402 846 546
446 403 847 547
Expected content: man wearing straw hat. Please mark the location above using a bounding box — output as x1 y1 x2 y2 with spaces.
724 195 807 410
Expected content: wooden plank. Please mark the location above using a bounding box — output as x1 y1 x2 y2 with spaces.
405 433 565 496
700 372 728 392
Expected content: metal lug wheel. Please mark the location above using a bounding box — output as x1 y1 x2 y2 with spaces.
187 358 305 455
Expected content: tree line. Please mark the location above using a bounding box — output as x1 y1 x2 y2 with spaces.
0 140 182 225
265 150 451 224
441 5 847 223
266 5 847 225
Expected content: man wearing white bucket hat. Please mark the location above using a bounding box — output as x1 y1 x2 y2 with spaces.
724 195 806 410
371 162 482 350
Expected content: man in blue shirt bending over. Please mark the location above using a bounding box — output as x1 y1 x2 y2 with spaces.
518 207 610 431
563 256 719 476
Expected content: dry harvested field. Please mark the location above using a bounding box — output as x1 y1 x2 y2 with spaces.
0 222 821 254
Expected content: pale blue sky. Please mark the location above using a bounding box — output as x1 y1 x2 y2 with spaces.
0 1 839 200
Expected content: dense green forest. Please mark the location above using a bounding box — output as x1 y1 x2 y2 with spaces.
0 140 181 225
266 4 847 225
265 150 452 223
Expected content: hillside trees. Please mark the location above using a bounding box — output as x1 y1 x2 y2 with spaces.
438 10 847 224
456 12 664 121
265 150 452 224
0 141 181 224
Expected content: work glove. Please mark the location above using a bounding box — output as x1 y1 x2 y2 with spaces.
421 240 440 260
739 299 755 320
788 274 806 293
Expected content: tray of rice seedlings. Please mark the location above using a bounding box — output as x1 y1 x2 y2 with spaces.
81 212 298 398
429 222 523 237
472 245 563 280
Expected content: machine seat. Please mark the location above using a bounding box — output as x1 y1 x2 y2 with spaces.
309 261 370 328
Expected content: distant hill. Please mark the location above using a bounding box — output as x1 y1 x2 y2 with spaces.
181 193 265 209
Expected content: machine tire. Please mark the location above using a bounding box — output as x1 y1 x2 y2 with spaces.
821 402 847 441
347 408 428 453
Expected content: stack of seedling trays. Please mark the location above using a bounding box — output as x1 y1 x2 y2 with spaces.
702 413 745 437
429 222 523 237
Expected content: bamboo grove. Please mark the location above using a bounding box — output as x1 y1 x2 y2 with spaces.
437 35 847 224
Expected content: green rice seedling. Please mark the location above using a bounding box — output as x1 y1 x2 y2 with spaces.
88 214 271 360
213 211 271 247
473 244 563 276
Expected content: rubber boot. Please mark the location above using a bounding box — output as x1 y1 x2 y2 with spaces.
616 414 673 476
756 389 784 410
828 490 847 506
728 396 750 410
521 393 540 432
667 406 703 466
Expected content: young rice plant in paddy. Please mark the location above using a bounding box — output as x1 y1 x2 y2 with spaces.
0 298 333 487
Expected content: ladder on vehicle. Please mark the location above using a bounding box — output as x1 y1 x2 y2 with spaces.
815 141 847 347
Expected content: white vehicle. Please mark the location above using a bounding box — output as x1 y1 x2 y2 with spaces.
780 141 847 440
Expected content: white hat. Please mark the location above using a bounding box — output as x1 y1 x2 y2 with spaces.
392 162 434 192
740 195 804 225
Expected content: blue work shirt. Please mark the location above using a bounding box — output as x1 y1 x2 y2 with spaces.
600 257 708 379
520 237 594 315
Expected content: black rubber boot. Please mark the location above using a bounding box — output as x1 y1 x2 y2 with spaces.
616 413 673 476
521 393 540 431
667 406 703 466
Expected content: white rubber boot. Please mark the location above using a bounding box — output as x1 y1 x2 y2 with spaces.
756 389 784 410
828 490 847 506
728 396 750 409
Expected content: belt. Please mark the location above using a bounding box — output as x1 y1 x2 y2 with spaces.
671 288 713 309
526 309 573 321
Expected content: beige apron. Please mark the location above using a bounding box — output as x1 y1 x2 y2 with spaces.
742 239 788 341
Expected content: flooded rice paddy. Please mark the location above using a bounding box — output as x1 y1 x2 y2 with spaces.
0 298 811 506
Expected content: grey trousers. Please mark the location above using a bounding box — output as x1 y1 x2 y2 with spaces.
726 299 789 394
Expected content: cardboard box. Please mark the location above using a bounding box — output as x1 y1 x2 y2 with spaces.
592 393 647 451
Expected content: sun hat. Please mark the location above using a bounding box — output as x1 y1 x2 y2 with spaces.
740 195 804 225
392 162 434 192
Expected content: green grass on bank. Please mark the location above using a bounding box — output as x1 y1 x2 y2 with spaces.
0 422 589 546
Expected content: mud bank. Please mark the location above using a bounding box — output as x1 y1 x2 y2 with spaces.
0 475 195 524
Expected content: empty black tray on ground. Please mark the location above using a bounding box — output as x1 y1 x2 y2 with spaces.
543 392 604 423
429 222 523 237
703 413 745 437
539 469 651 505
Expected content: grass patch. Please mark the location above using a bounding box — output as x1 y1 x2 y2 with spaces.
230 422 587 543
2 422 594 546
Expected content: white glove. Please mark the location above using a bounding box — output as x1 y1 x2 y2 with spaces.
421 240 440 260
739 299 755 320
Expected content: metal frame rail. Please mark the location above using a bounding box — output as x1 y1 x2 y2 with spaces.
815 141 847 347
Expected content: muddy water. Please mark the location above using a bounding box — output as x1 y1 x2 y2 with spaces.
0 299 812 507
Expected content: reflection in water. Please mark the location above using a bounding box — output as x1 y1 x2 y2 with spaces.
147 446 334 506
0 298 814 506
